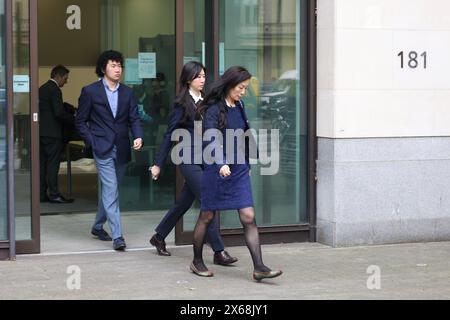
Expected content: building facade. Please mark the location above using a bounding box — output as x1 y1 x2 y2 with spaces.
2 0 449 260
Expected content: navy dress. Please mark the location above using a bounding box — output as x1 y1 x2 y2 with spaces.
201 101 254 211
152 98 225 252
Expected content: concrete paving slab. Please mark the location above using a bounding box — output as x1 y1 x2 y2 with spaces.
0 241 449 300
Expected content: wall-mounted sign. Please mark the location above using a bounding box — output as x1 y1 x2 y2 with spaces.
125 58 141 85
392 31 450 90
13 75 30 93
138 52 156 79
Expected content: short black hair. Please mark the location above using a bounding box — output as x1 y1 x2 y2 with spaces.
50 65 69 79
95 50 124 78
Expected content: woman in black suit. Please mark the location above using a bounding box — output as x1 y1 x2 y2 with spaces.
149 61 237 266
192 66 282 281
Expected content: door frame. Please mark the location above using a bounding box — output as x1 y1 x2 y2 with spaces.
174 0 220 245
174 0 186 243
0 0 14 260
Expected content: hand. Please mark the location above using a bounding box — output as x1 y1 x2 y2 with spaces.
219 165 231 177
133 138 143 150
150 165 160 180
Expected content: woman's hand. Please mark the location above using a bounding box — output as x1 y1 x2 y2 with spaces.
150 165 161 180
219 165 231 177
133 138 143 150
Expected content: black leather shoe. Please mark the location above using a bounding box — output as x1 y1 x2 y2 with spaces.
40 195 50 202
149 234 171 256
91 228 112 241
253 270 283 281
213 250 238 266
49 195 74 204
113 237 126 251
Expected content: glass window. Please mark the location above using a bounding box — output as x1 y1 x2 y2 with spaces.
0 0 7 241
183 0 205 64
99 0 177 211
219 0 309 228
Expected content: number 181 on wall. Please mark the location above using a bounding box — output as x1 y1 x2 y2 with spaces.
398 51 427 69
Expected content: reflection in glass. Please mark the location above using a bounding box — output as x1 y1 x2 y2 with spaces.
0 0 7 240
100 0 176 211
219 0 308 228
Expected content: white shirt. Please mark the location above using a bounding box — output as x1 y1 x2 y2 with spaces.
189 90 203 104
50 79 59 87
225 99 237 108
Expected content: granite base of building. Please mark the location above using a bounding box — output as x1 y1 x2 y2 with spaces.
317 137 450 247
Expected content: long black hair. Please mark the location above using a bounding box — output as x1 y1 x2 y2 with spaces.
175 61 205 126
197 66 252 129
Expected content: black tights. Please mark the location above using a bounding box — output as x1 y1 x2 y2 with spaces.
192 207 270 272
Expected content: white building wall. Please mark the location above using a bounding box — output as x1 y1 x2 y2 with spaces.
316 0 450 246
318 0 450 138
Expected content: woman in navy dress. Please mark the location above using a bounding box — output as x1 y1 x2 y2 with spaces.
191 66 282 281
148 61 237 266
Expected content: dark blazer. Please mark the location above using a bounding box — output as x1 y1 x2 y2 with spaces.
75 80 144 164
39 80 74 139
202 99 257 165
154 98 199 167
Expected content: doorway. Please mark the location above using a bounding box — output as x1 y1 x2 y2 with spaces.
13 0 203 254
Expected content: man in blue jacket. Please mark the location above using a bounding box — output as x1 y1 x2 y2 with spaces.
76 50 143 251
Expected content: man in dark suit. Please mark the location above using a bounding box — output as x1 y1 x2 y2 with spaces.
75 50 144 251
39 65 74 204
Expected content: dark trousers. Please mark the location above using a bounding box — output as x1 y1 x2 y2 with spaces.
40 136 64 198
155 164 225 252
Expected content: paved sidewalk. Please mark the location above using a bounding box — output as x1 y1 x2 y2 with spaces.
0 241 449 299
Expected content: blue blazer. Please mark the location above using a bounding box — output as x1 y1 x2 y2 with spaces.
202 99 257 165
75 80 144 164
154 99 200 167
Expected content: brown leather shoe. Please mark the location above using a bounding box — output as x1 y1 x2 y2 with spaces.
253 270 283 281
149 234 171 256
213 250 238 266
190 262 213 277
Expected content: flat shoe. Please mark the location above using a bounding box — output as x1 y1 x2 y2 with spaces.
253 270 283 281
190 262 213 277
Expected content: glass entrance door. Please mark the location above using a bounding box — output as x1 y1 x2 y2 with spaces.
218 0 309 229
12 0 40 254
178 0 312 245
